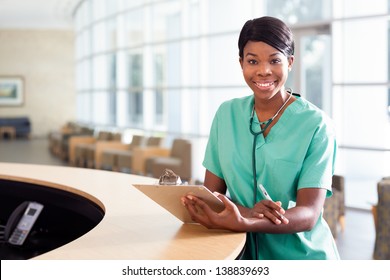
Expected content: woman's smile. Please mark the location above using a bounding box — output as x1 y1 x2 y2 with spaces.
253 80 276 91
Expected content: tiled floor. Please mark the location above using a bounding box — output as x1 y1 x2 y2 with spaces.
335 208 375 260
0 137 377 260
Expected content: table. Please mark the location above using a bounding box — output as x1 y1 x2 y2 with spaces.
0 126 16 139
0 163 246 259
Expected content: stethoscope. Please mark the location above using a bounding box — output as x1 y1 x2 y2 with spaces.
248 89 299 259
249 89 295 204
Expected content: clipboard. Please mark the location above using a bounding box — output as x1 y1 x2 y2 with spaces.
132 184 225 223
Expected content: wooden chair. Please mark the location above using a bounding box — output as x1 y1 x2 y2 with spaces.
70 131 115 167
115 136 164 173
100 135 144 171
49 122 93 161
83 132 124 169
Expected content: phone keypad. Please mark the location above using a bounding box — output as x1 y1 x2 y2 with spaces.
9 228 28 245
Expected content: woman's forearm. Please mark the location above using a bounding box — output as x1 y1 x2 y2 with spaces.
240 206 318 234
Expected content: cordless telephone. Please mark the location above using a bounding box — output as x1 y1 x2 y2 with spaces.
6 202 44 246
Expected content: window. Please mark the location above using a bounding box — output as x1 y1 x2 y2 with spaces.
266 0 331 24
74 0 390 208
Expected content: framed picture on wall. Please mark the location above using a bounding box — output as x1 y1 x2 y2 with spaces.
0 76 24 106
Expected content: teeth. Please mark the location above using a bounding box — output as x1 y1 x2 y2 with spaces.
255 82 274 87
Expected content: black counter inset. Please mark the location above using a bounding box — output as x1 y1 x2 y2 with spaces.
0 178 104 260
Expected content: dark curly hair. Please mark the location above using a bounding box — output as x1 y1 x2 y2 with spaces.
238 16 294 58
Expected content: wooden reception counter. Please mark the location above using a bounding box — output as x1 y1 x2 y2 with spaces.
0 163 246 260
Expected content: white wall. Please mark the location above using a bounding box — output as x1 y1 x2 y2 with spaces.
0 29 75 137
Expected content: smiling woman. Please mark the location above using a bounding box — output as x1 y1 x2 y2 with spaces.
181 16 339 260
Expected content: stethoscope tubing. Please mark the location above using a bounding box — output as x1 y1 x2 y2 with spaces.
250 117 273 203
247 91 298 259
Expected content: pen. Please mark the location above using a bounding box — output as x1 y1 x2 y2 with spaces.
258 184 273 201
258 184 286 220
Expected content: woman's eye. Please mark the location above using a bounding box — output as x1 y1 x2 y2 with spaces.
271 59 281 64
248 59 257 65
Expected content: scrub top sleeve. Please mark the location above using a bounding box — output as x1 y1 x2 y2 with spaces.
202 108 224 179
298 122 337 197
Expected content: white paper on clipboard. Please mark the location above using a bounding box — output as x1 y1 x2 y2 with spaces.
132 184 225 223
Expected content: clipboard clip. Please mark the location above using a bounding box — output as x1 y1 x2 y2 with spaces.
158 169 183 185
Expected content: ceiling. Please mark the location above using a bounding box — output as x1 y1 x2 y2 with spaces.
0 0 81 29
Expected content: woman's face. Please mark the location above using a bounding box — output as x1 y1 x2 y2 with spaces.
240 40 294 102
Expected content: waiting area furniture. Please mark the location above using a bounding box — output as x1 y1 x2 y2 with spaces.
71 131 122 168
114 136 164 173
82 133 123 169
49 123 193 184
100 135 145 171
0 126 16 140
69 130 110 166
48 122 94 160
373 177 390 260
0 116 31 139
145 138 192 182
323 174 345 239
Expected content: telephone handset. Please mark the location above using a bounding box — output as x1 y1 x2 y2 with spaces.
4 201 44 246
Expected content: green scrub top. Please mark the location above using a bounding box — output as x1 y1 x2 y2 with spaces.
203 94 340 260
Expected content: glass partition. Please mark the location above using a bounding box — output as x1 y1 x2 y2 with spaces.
74 0 390 205
333 18 388 84
266 0 331 24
